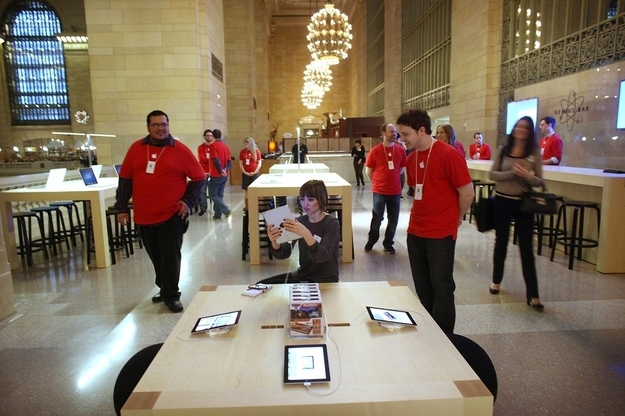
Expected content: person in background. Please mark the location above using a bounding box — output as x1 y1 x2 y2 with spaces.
538 116 563 165
397 109 474 333
489 116 545 310
239 137 262 208
351 139 366 186
292 137 308 163
207 128 232 220
115 110 206 313
469 132 492 160
364 123 407 254
258 180 340 284
196 129 213 216
436 124 465 157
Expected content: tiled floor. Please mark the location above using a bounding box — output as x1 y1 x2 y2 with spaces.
1 184 624 415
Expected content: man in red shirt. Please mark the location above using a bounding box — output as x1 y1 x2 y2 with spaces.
196 129 213 215
397 109 474 333
538 116 563 165
469 132 492 160
364 123 407 254
115 110 206 313
201 128 232 219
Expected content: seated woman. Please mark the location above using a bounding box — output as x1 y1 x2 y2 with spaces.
258 180 340 284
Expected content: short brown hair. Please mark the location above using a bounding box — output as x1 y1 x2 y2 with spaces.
299 180 329 212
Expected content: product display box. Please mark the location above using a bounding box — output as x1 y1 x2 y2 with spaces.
289 283 324 337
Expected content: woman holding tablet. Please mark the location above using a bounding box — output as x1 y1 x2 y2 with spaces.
258 180 340 284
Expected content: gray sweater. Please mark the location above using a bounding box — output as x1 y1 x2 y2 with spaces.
489 146 544 197
270 214 340 282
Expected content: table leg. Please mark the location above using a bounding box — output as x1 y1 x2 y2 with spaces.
1 201 20 269
88 194 112 268
341 186 353 263
248 189 261 265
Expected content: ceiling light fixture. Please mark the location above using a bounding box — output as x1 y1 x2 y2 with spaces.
306 1 353 66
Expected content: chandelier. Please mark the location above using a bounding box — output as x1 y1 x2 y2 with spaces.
303 60 333 92
306 1 353 66
301 82 325 109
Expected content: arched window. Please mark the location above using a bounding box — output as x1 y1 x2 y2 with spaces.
1 0 70 125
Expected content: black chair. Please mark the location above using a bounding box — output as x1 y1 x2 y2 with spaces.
86 209 132 265
113 343 163 416
447 333 498 401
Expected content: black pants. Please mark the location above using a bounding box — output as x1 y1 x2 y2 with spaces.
139 214 186 302
492 195 539 299
353 161 365 185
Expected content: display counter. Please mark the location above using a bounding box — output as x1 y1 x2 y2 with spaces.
279 153 361 183
467 160 625 273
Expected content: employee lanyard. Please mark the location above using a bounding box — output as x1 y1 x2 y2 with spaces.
416 139 435 185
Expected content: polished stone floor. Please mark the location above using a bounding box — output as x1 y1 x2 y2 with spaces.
1 184 624 415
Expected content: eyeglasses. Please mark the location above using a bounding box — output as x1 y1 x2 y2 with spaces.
247 284 269 292
149 123 169 128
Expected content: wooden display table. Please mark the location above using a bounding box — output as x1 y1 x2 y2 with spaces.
122 282 493 415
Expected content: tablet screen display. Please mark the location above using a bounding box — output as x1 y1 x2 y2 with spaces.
191 310 241 333
284 344 331 384
366 306 417 326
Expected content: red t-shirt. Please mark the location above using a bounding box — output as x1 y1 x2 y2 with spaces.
469 143 492 160
198 140 231 177
365 142 407 195
197 142 211 173
539 134 563 165
406 141 472 240
120 139 206 225
239 148 262 173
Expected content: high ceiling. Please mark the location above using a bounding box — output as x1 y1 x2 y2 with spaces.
267 0 354 26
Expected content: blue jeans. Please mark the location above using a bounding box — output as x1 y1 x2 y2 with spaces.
367 193 401 248
199 178 209 212
207 176 230 217
407 233 457 333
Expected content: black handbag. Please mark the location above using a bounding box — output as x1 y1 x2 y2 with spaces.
474 195 495 232
520 185 557 215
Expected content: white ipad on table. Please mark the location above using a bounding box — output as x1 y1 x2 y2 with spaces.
191 310 242 334
284 344 331 384
78 167 98 186
366 306 417 326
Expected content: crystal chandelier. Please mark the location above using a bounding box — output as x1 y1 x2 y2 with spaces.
303 60 333 92
301 82 325 109
306 2 353 66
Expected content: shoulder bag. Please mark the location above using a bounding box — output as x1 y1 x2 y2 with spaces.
520 185 557 215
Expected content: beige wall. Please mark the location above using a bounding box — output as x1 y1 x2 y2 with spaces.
515 61 625 169
83 0 227 164
449 0 503 151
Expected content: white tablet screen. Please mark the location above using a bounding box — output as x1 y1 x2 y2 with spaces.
191 310 241 333
284 344 330 384
366 306 417 326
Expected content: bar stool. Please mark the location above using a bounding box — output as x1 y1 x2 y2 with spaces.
325 195 354 259
242 197 274 260
50 201 84 247
13 211 49 266
108 205 141 253
470 181 495 223
30 206 71 256
533 195 566 256
550 200 601 270
86 209 132 265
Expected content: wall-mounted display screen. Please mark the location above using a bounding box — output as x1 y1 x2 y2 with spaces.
617 79 625 130
506 98 538 134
